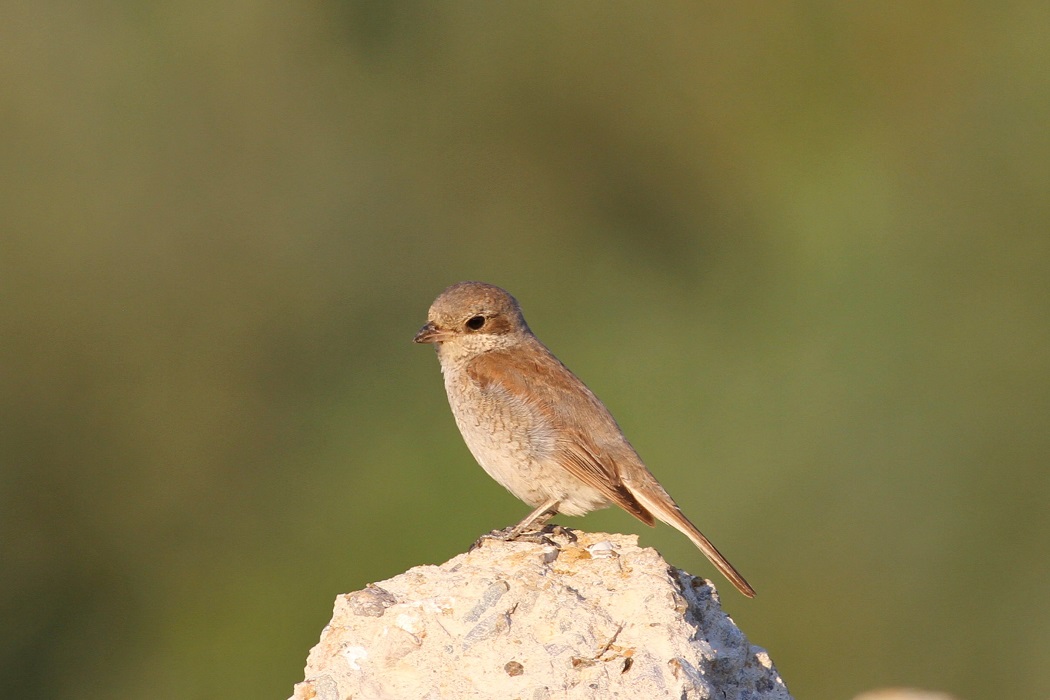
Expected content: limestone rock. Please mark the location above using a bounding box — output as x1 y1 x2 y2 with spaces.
290 530 791 700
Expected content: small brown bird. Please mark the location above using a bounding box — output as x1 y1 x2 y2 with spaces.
414 281 755 598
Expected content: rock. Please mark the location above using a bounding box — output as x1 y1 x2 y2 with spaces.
289 530 791 700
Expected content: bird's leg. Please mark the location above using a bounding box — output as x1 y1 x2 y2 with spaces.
509 500 578 545
471 499 566 550
507 499 560 539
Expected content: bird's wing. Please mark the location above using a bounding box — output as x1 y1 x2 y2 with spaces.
466 346 655 525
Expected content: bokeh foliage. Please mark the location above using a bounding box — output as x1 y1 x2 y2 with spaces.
2 3 1048 699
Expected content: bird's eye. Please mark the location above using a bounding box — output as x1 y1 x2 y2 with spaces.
465 315 485 330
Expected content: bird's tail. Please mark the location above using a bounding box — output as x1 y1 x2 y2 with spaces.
628 485 756 598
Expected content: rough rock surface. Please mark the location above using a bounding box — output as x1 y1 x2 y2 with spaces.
290 530 791 700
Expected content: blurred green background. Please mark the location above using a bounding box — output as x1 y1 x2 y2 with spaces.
2 3 1048 699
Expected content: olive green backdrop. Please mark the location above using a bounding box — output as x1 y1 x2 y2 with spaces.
3 3 1047 699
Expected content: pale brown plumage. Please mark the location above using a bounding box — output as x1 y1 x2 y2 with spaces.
414 281 755 598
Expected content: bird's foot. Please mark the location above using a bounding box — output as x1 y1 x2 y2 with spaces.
543 523 578 545
470 526 550 551
470 523 578 552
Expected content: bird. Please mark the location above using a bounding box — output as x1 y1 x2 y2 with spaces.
413 281 755 598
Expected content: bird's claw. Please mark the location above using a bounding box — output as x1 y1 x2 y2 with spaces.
470 523 578 552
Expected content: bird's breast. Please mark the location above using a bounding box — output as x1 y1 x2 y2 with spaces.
440 364 559 504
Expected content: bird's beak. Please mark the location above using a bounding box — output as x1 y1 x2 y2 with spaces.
413 321 450 344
